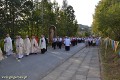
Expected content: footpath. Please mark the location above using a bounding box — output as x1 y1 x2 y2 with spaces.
41 47 101 80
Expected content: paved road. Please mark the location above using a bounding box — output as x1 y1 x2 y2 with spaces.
41 47 101 80
0 43 85 80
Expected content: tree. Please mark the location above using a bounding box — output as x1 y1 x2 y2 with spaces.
0 0 33 38
92 0 120 40
0 0 78 39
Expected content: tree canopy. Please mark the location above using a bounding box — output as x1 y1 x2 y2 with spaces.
92 0 120 40
0 0 78 39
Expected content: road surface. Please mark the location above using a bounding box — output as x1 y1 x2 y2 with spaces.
0 43 85 80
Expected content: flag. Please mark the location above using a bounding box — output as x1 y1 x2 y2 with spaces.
112 40 114 50
114 41 119 52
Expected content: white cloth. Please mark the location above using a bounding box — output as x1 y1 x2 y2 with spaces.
96 39 100 46
24 38 31 55
93 39 96 43
15 38 24 58
31 38 39 53
53 38 57 42
88 38 93 42
4 37 13 55
0 48 4 61
64 38 71 46
39 37 46 49
59 38 62 42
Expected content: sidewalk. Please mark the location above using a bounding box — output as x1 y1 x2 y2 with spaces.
41 47 101 80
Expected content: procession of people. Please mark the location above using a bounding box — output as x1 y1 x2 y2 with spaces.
84 37 101 47
0 34 48 61
0 34 100 62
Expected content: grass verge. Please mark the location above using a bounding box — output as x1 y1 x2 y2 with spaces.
100 44 120 80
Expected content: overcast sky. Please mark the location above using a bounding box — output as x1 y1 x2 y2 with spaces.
51 0 100 26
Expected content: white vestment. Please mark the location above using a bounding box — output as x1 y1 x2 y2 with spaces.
4 37 13 55
0 48 4 61
16 38 24 58
31 38 39 53
24 38 31 55
39 37 46 49
93 39 96 43
59 38 62 42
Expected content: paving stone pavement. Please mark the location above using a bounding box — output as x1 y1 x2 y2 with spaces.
41 47 101 80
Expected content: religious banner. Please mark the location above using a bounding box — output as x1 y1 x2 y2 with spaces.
104 37 109 49
111 40 115 50
114 41 119 52
119 51 120 57
109 39 112 45
104 37 120 55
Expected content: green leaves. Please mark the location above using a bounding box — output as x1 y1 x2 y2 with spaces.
92 0 120 40
0 0 78 38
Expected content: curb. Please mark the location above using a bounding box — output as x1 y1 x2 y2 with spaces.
98 47 103 80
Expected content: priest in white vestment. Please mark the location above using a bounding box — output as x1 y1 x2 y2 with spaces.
24 35 31 56
4 34 13 56
31 36 39 54
39 35 46 54
15 36 24 59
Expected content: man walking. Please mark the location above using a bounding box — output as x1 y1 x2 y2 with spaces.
24 35 31 56
58 37 62 49
4 34 13 56
39 35 46 54
52 37 57 49
64 36 71 51
15 36 24 59
31 36 39 54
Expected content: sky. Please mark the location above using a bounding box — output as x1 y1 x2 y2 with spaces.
51 0 100 26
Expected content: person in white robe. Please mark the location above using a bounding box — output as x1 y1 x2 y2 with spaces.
64 36 71 51
15 36 24 59
58 37 62 49
0 48 4 61
24 35 31 56
31 36 39 54
39 35 46 54
96 38 100 46
4 34 13 56
93 38 96 46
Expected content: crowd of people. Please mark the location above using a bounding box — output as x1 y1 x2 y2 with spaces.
84 37 101 47
0 34 48 60
0 34 101 62
51 36 101 51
